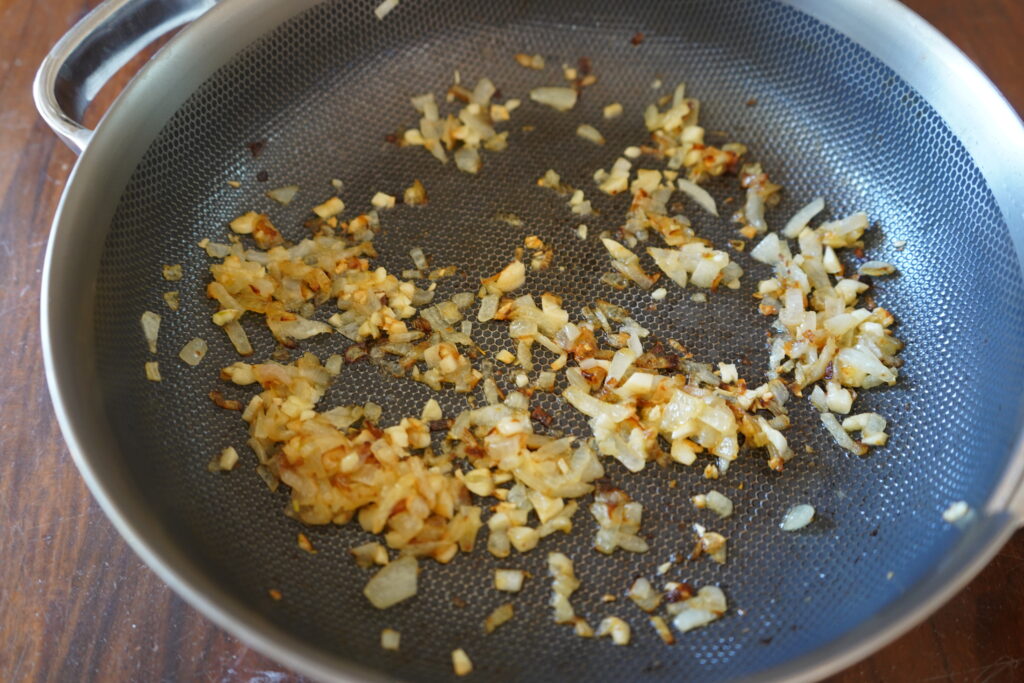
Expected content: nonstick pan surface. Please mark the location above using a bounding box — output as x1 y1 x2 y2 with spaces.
38 0 1024 680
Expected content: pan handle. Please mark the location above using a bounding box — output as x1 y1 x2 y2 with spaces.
33 0 218 154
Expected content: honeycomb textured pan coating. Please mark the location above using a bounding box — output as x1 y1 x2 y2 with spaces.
93 0 1024 680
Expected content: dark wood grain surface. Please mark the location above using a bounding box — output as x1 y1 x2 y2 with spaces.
1 1 1022 681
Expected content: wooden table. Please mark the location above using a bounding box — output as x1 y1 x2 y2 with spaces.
1 1 1022 680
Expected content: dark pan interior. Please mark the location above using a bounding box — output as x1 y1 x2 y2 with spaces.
91 0 1024 680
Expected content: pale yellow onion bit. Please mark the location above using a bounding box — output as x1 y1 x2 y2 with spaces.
591 486 648 554
738 163 781 235
548 552 581 624
595 616 631 645
691 523 727 564
494 568 526 592
484 603 515 634
141 311 161 353
451 648 473 677
639 82 747 179
364 556 418 609
351 542 389 568
627 577 661 612
380 628 400 651
750 208 902 455
514 53 545 70
402 77 512 173
647 244 741 290
481 259 526 295
667 585 727 633
602 238 657 290
530 86 577 112
577 123 606 145
221 353 482 561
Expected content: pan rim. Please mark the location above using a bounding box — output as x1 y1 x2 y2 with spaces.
39 0 1024 681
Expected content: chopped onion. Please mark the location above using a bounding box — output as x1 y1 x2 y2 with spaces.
514 53 545 70
409 247 428 270
672 607 717 633
477 294 499 322
858 260 896 276
363 555 418 609
380 628 400 651
670 586 727 633
603 102 623 119
628 577 661 612
809 385 828 412
403 179 428 205
596 617 631 645
603 238 655 289
705 490 733 518
483 260 526 293
363 401 382 423
350 542 389 568
842 412 888 446
942 500 971 524
781 504 815 531
162 264 183 281
529 87 578 112
421 398 442 422
484 603 515 634
265 185 299 205
163 291 180 311
141 311 161 353
576 124 605 145
178 338 208 366
325 354 343 376
211 446 239 471
312 197 345 218
749 233 787 265
677 178 718 216
451 648 473 676
144 361 161 382
650 616 675 644
455 146 481 174
494 568 526 592
548 552 581 624
223 320 252 356
782 197 825 239
820 412 867 456
374 0 399 19
744 188 766 233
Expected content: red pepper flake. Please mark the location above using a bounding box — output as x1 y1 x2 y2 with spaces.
256 170 269 182
745 98 758 107
630 32 645 46
268 588 283 601
578 56 592 75
247 140 266 157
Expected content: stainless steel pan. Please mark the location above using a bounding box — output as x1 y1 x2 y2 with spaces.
35 0 1024 680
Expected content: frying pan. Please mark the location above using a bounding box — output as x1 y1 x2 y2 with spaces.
34 0 1024 680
